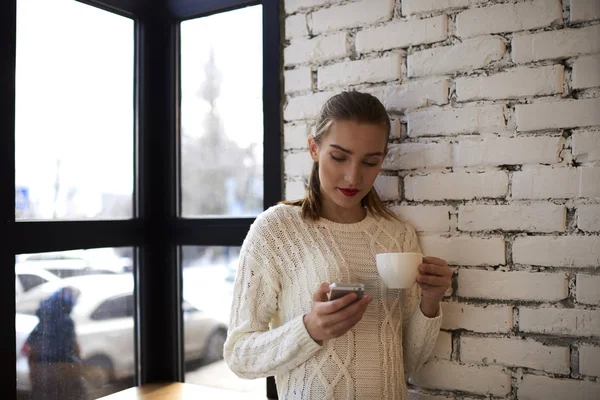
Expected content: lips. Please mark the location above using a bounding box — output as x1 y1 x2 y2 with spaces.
339 188 360 197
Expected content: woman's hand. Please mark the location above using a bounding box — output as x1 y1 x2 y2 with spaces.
416 256 452 317
303 282 373 343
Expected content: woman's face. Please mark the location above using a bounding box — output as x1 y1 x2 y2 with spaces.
309 119 388 213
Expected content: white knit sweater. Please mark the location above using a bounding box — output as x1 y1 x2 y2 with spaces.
224 204 442 400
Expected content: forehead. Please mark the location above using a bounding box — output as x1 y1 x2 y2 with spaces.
324 120 388 150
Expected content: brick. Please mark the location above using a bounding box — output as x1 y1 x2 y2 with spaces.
461 336 570 374
284 32 348 66
407 393 453 400
411 360 510 396
373 175 399 201
409 36 506 77
570 0 600 22
572 130 600 162
572 55 600 89
442 302 512 332
356 15 448 53
284 123 311 149
511 167 579 199
580 167 600 198
513 236 600 267
577 274 600 305
284 91 335 121
458 270 568 302
402 0 486 15
520 307 600 337
430 331 452 360
456 65 564 101
516 98 600 131
284 67 312 93
285 180 306 200
384 142 452 170
579 345 600 377
286 14 308 39
368 78 450 111
420 235 505 266
317 55 402 89
286 0 335 13
391 206 452 232
512 25 600 63
458 204 566 232
518 374 600 400
408 105 507 137
405 171 509 201
456 0 562 38
577 204 600 232
454 136 563 167
309 0 394 35
284 151 312 177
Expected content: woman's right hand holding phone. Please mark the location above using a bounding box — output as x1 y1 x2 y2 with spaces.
303 282 372 343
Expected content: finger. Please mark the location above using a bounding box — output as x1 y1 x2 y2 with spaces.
419 263 453 277
327 298 371 335
313 282 331 303
423 256 448 267
416 273 451 287
326 296 372 323
320 291 360 314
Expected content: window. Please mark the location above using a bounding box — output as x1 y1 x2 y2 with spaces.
17 274 48 292
91 294 135 320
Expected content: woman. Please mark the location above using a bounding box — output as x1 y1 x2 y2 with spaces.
224 91 452 399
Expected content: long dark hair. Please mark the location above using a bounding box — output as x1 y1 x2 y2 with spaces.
283 91 398 221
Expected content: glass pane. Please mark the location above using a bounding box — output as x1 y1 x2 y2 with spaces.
16 247 135 399
182 246 264 395
180 6 264 218
15 0 134 221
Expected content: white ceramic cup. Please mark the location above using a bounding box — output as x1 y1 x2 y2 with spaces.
376 252 423 289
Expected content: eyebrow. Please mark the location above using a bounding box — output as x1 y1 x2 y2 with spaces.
329 144 384 157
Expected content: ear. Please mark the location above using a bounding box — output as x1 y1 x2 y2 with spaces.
308 136 319 163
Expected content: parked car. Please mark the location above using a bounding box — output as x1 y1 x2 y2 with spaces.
15 266 61 301
15 274 228 392
17 249 129 277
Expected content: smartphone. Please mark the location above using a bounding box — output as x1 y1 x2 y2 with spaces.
328 282 365 301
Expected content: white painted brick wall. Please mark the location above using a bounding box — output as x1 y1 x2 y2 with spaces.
373 175 399 201
513 236 600 267
309 0 393 35
456 0 562 38
511 167 579 199
441 303 513 332
286 0 335 13
578 204 600 232
369 78 450 111
284 67 313 93
392 205 452 232
458 204 566 232
284 151 312 177
405 171 509 201
356 15 448 53
284 91 335 121
515 98 600 132
572 55 600 89
284 123 311 150
317 54 402 89
457 269 568 301
285 180 306 200
580 167 600 198
286 13 308 39
420 235 505 266
430 330 452 360
579 345 600 377
577 274 600 305
410 360 511 396
512 25 600 64
460 336 570 374
384 142 453 170
454 136 563 167
456 65 564 101
572 130 600 163
570 0 600 23
402 0 486 15
284 32 348 66
518 374 600 400
408 36 506 77
408 105 507 137
520 307 600 337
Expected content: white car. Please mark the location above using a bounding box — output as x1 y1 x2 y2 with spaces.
15 266 61 301
15 274 228 392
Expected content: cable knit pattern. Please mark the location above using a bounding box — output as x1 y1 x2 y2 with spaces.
224 204 442 400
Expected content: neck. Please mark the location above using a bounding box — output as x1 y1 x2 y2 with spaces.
319 193 366 224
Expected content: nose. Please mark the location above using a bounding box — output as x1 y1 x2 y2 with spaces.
344 162 362 186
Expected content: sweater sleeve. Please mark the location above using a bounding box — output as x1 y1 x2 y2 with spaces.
224 217 322 379
400 222 443 376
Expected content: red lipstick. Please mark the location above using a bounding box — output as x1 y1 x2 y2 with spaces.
339 188 360 197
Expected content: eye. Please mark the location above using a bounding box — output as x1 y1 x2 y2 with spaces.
330 154 345 162
363 159 379 167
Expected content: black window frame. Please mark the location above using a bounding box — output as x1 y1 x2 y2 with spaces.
1 0 282 398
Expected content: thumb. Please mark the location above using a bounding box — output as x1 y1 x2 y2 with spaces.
313 282 330 303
